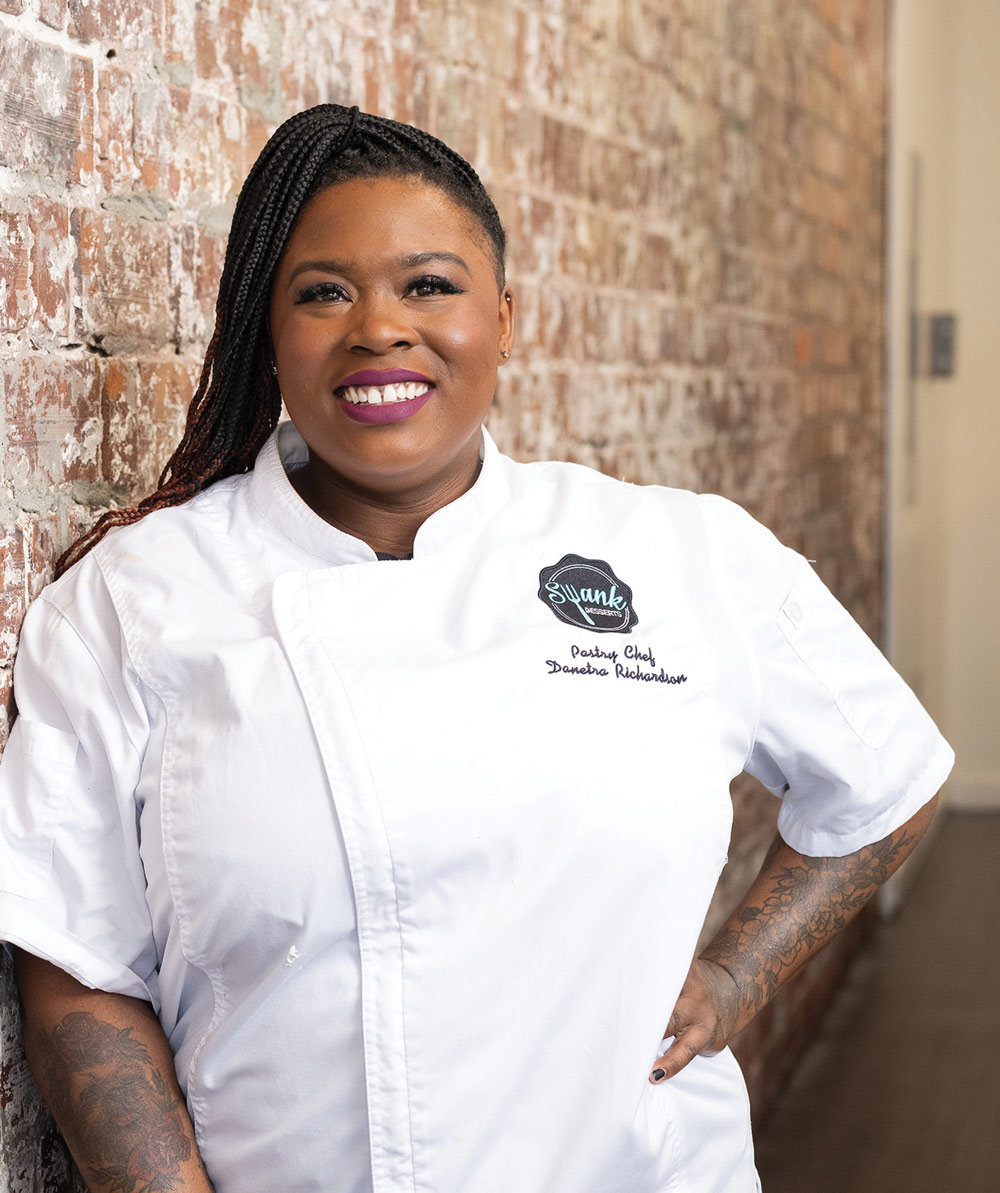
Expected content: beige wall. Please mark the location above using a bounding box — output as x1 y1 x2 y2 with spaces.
887 0 1000 809
945 0 1000 807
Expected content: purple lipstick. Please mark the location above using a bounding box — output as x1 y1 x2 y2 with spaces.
335 368 435 426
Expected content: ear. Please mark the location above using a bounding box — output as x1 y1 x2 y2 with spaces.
498 285 515 362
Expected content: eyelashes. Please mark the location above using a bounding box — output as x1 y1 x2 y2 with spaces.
293 275 465 305
406 274 463 297
294 281 349 304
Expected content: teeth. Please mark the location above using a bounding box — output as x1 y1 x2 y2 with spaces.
340 381 431 405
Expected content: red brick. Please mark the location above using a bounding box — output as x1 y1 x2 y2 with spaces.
435 71 493 178
168 225 212 353
37 0 67 28
100 357 140 490
77 209 173 349
501 100 544 188
0 665 14 752
812 123 846 180
169 88 227 209
828 36 846 82
28 199 75 339
131 76 172 196
0 30 94 185
25 517 60 600
4 356 103 487
100 356 197 496
795 326 812 367
502 192 559 279
132 83 233 209
540 117 587 197
278 6 351 111
822 327 851 367
724 0 756 63
96 64 135 190
136 358 201 483
0 209 31 332
67 0 163 46
192 0 274 100
0 527 26 669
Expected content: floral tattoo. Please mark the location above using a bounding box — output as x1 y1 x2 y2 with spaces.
41 1012 197 1193
702 823 917 1017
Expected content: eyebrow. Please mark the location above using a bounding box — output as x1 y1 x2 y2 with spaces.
287 250 472 285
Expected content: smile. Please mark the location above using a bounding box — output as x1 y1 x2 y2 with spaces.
338 381 432 405
337 384 434 425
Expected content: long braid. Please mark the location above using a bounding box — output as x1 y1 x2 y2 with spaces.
56 104 506 577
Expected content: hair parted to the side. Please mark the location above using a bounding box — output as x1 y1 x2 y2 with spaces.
56 104 507 577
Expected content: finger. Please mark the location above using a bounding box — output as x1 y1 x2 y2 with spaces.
662 1002 689 1041
649 1026 713 1083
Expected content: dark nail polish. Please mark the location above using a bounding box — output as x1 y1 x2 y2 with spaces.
651 1068 666 1082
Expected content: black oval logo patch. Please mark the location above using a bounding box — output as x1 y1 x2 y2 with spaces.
537 554 639 634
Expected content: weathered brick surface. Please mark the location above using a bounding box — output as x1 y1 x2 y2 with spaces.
0 0 890 1183
0 28 94 185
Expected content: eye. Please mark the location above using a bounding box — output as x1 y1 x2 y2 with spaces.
406 274 464 298
294 281 350 305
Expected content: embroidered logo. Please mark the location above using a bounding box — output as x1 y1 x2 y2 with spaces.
537 554 639 634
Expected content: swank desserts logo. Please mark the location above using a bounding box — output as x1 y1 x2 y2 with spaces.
537 554 639 634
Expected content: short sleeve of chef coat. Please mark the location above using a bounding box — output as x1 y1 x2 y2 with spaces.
0 570 158 1006
698 494 954 858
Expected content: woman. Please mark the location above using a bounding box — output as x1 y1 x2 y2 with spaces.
0 105 951 1193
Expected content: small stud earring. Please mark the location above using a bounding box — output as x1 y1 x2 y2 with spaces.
269 361 278 376
501 350 510 359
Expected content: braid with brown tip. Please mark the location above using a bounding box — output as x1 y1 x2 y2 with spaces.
56 105 506 577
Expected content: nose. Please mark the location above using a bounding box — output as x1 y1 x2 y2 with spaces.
343 292 416 355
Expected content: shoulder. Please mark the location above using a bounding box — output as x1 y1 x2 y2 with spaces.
37 473 253 644
92 474 251 593
496 453 784 553
98 473 249 566
498 452 704 518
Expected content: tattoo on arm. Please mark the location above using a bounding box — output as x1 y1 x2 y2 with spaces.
40 1012 202 1193
701 823 917 1019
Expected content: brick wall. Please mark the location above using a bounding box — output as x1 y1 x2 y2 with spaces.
0 0 888 1185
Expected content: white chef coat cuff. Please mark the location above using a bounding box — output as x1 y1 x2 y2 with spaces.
773 733 954 857
1 899 157 1004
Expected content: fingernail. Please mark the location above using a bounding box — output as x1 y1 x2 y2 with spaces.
651 1068 666 1083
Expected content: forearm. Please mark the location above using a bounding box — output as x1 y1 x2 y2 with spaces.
700 795 938 1036
14 951 214 1193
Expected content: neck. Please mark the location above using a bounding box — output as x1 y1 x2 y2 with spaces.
290 455 483 557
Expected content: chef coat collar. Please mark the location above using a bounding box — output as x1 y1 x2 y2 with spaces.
248 420 508 564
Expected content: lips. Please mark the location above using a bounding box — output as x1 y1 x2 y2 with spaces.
336 368 432 388
340 387 434 425
333 367 436 425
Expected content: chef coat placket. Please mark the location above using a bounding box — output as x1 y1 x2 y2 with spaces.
272 569 416 1193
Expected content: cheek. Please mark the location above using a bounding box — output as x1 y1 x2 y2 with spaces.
433 309 498 372
276 320 331 366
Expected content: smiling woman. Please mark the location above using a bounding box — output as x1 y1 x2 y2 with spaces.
0 105 952 1193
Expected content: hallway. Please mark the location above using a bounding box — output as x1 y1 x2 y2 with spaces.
754 812 1000 1193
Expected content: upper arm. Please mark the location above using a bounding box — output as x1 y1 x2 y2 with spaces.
14 948 155 1037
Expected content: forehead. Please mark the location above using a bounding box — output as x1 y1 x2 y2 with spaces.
283 176 492 268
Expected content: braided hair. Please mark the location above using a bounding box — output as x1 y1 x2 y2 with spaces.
57 104 507 576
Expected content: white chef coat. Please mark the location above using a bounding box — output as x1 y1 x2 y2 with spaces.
0 422 953 1193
